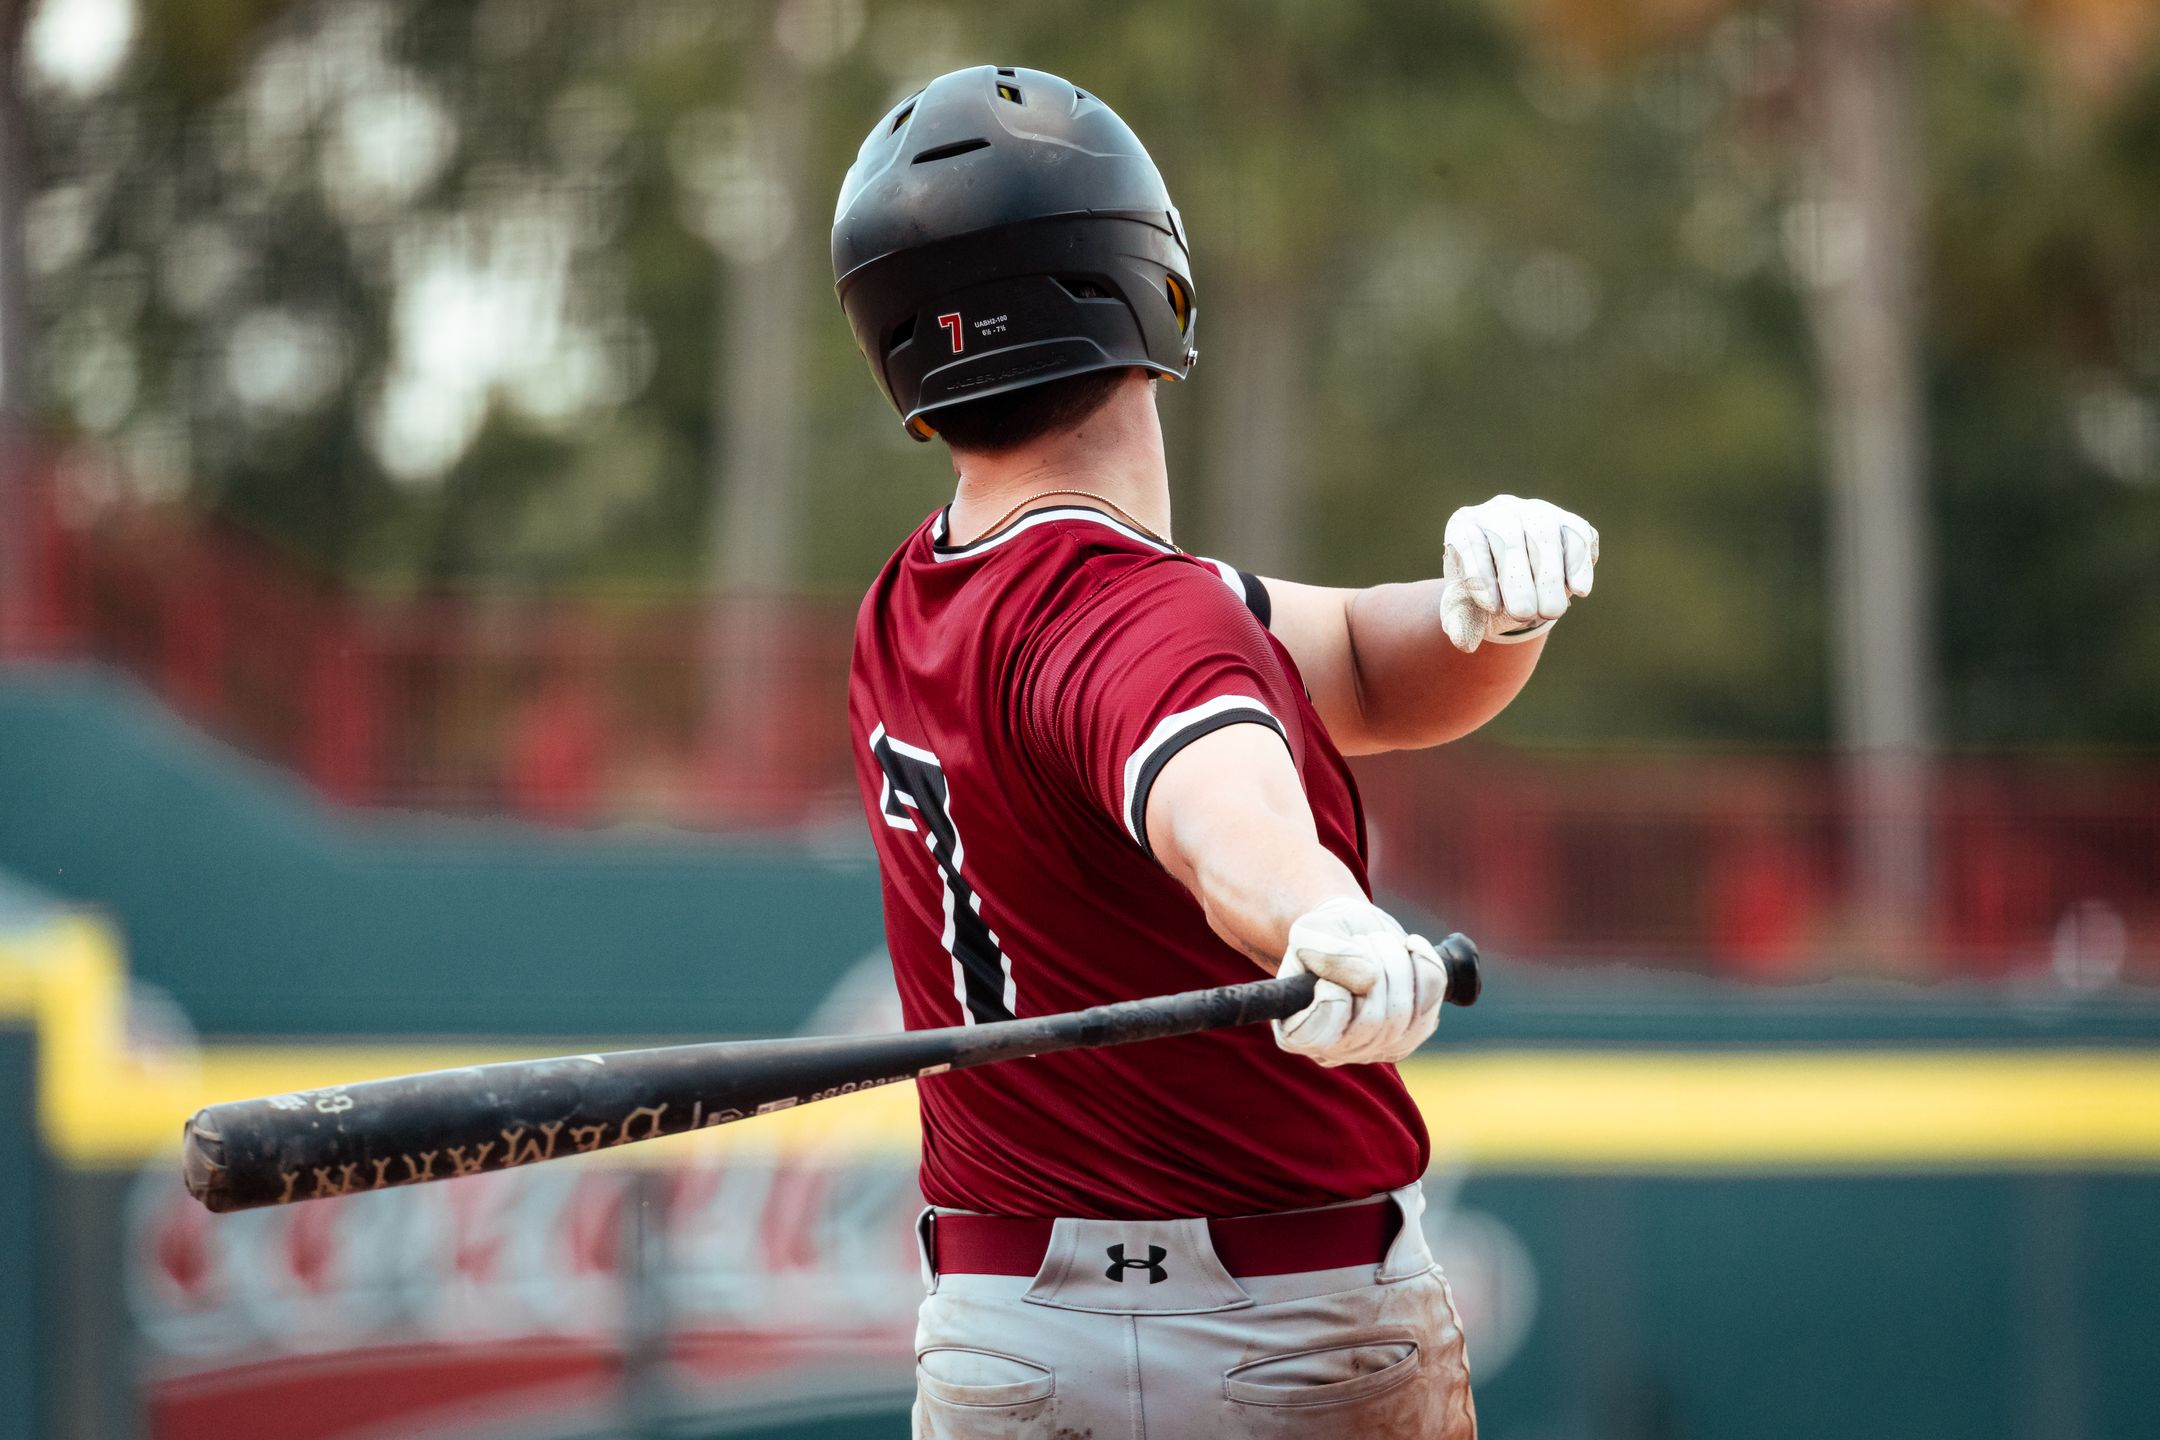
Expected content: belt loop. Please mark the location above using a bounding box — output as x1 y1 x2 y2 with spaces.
1375 1181 1434 1283
915 1206 941 1295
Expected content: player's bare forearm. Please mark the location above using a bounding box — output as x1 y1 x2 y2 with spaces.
1264 578 1545 754
1143 723 1366 969
1255 495 1597 754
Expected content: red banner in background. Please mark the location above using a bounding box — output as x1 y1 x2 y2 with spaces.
126 956 933 1440
131 1155 923 1440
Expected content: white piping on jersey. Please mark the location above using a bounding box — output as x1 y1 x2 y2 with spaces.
867 723 918 833
872 722 939 766
928 505 1175 561
1119 693 1288 847
1206 557 1246 601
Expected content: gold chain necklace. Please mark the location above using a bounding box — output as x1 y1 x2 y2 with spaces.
956 487 1178 551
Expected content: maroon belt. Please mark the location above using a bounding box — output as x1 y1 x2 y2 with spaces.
931 1201 1402 1279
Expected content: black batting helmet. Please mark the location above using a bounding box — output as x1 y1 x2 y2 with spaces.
832 66 1198 441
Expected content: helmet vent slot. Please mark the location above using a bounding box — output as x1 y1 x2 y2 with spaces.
1166 275 1191 333
996 67 1016 77
912 138 991 165
1059 278 1113 301
886 316 916 354
889 101 916 134
996 83 1023 104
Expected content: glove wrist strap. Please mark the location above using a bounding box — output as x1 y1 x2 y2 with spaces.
1483 615 1553 645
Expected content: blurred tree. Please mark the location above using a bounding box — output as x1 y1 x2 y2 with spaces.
1926 5 2160 744
12 0 2158 757
690 0 850 793
1797 0 1935 953
1508 0 2160 957
1527 0 1936 951
701 22 809 599
22 0 714 586
0 0 33 649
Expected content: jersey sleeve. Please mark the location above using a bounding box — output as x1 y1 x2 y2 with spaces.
1194 556 1273 629
1020 556 1301 857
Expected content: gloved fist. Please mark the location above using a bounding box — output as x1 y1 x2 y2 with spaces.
1440 494 1599 653
1273 897 1449 1068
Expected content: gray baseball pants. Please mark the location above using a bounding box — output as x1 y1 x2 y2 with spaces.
910 1182 1477 1438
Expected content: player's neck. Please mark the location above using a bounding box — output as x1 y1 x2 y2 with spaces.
945 379 1172 547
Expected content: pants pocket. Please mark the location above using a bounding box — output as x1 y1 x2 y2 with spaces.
916 1346 1057 1409
1223 1339 1422 1408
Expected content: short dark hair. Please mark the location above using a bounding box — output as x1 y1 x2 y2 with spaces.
932 368 1135 454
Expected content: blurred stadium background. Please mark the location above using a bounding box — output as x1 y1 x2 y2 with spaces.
0 0 2156 1436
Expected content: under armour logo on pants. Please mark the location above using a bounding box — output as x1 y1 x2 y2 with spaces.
1104 1243 1168 1284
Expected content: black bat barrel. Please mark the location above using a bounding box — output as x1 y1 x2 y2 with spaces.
183 933 1478 1212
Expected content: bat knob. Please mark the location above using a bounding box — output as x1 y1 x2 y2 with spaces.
181 1111 235 1213
1438 932 1481 1008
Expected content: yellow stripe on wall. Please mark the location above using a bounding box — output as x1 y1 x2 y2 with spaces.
1416 1050 2160 1170
5 910 2159 1171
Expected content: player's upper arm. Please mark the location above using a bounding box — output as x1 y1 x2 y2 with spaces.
1142 720 1311 895
1187 561 1376 753
1020 557 1305 856
1248 576 1372 747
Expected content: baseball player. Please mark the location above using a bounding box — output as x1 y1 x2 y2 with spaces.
833 67 1596 1438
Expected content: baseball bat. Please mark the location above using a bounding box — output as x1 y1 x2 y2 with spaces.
182 933 1479 1213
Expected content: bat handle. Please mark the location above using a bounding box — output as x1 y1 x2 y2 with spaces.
1272 930 1481 1014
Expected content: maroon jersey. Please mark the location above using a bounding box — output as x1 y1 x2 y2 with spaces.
849 505 1430 1218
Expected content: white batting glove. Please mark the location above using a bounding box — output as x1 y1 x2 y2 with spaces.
1440 494 1599 653
1273 897 1449 1068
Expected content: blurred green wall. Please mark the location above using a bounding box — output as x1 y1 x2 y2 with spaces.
0 1030 38 1440
1467 1172 2159 1440
0 667 884 1038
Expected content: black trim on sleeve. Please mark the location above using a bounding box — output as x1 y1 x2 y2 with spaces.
1127 708 1290 858
1236 570 1273 629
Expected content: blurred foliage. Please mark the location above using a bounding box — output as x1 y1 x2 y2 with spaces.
19 0 2160 746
